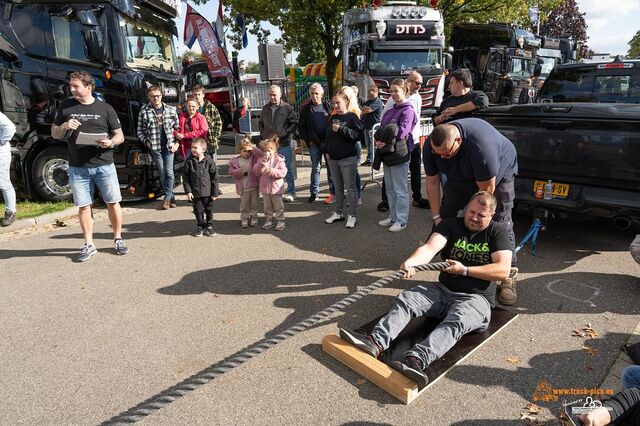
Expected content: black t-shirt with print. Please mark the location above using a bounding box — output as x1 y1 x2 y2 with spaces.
435 217 511 305
53 98 121 167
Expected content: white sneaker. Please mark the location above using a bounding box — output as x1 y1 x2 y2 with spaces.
283 194 295 202
345 215 357 228
389 222 407 232
325 212 345 224
378 217 394 227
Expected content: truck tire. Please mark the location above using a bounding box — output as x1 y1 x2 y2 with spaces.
32 146 73 201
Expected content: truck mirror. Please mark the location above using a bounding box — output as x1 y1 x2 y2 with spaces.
83 29 108 64
444 53 452 69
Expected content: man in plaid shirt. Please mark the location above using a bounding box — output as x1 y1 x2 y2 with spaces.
136 86 180 210
192 85 223 160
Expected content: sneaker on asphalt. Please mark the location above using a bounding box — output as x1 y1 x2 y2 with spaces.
194 227 204 237
498 267 518 305
76 243 97 263
345 215 357 228
250 218 259 227
358 197 363 205
339 328 380 358
325 212 344 224
275 221 286 231
323 194 335 204
204 226 216 236
377 201 389 212
161 199 170 210
114 238 129 255
360 160 372 166
241 220 249 228
390 357 429 388
262 220 275 230
378 217 394 227
283 194 295 203
389 222 407 232
1 211 16 227
170 198 177 208
412 198 430 209
308 194 317 203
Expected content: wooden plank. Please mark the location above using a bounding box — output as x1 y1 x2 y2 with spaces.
322 334 419 404
322 308 519 404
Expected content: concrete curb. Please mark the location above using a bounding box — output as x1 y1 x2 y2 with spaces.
600 321 640 392
0 206 78 235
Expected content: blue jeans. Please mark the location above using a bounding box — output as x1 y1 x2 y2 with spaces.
0 143 16 214
328 156 358 217
68 163 121 207
355 142 362 197
309 145 323 197
622 365 640 389
152 149 175 201
370 282 491 368
383 161 410 225
364 128 374 163
278 146 295 196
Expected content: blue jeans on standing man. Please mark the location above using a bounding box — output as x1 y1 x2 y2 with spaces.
0 143 16 214
278 145 295 196
152 148 175 201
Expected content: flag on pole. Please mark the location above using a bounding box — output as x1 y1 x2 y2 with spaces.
183 6 197 49
183 4 233 77
528 6 539 26
215 0 226 48
235 14 248 48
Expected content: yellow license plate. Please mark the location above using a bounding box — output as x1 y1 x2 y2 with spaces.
533 180 570 198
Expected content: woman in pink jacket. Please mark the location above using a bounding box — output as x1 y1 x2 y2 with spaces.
175 99 208 158
228 138 262 228
253 138 287 231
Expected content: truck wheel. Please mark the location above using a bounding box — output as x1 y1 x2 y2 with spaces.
32 147 73 201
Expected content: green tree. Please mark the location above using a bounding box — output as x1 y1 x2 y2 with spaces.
628 30 640 59
244 61 261 73
540 0 589 58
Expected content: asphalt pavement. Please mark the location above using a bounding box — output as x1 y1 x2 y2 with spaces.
1 143 639 425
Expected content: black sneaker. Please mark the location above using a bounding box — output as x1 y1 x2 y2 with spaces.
114 238 129 255
339 328 380 358
76 243 97 263
204 225 216 236
377 201 389 212
360 160 372 166
1 211 16 227
194 227 204 237
412 198 430 209
390 357 429 388
308 194 317 203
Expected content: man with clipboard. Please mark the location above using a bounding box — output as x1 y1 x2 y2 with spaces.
51 71 128 262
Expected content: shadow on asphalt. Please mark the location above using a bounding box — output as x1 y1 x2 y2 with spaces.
301 343 401 407
446 332 631 421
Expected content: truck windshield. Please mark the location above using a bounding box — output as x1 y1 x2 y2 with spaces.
119 13 176 72
538 56 557 77
368 50 441 72
509 57 533 78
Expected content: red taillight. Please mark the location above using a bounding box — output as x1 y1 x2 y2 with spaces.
597 63 633 69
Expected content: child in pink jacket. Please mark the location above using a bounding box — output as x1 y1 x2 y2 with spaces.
228 138 262 228
253 138 287 231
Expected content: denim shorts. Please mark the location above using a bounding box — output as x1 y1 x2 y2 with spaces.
69 163 122 207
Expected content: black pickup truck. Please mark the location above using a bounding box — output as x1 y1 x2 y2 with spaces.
476 59 640 229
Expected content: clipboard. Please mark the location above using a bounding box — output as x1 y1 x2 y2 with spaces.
75 132 108 146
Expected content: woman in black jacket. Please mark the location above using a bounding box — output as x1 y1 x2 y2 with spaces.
324 92 363 229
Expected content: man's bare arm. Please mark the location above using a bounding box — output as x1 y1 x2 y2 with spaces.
476 177 496 194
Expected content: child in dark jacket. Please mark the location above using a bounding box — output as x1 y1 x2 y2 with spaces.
183 138 219 236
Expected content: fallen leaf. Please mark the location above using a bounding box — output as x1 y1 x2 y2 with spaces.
53 219 67 227
519 412 538 421
584 364 594 371
572 329 586 338
581 324 598 338
582 345 599 356
355 378 367 385
525 403 542 414
603 314 611 321
506 356 521 364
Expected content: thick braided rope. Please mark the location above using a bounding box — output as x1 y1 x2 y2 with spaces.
102 262 448 424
